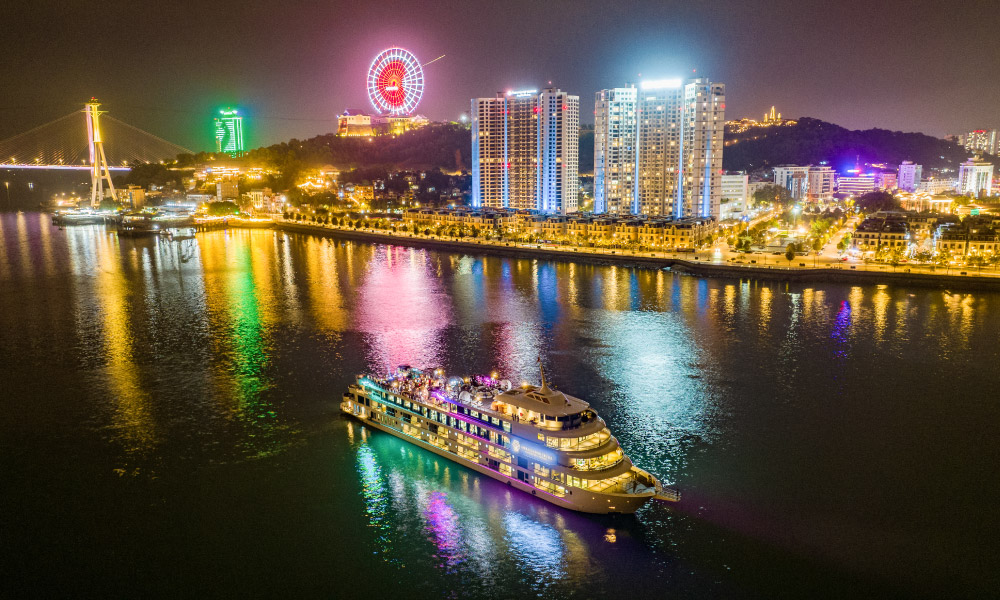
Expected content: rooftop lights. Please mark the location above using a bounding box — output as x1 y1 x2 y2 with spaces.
640 78 682 89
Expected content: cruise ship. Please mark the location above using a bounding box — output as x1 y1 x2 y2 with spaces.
341 365 679 514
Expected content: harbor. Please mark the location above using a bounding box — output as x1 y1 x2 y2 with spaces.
2 212 998 598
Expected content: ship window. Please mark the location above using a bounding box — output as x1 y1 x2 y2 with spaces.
546 437 558 448
537 433 544 441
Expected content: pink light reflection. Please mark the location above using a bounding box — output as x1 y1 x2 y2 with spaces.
355 246 450 372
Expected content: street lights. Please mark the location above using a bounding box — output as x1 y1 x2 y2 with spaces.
3 181 9 210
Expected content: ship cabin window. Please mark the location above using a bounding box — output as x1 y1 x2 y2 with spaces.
537 433 545 441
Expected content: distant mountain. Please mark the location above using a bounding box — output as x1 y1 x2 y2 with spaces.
721 117 996 172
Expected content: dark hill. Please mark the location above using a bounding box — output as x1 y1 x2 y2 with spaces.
239 123 472 172
722 117 993 172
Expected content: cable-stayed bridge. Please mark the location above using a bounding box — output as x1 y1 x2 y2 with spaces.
0 100 194 207
0 103 193 171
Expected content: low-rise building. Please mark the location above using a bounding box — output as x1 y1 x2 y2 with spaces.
720 173 749 220
838 175 876 197
852 217 909 251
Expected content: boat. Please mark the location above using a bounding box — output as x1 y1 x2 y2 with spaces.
51 208 106 226
116 213 159 237
341 365 679 514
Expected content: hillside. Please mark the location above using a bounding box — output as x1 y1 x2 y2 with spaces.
722 117 995 172
191 123 474 173
204 117 993 180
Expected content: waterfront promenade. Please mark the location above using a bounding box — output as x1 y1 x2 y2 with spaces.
269 218 1000 291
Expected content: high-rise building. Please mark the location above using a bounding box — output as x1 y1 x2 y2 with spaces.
963 130 999 156
471 95 507 209
594 77 725 218
471 88 579 213
214 109 245 157
594 86 638 214
897 161 922 192
957 157 994 197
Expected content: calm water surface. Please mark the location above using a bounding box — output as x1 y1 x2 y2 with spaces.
1 212 998 599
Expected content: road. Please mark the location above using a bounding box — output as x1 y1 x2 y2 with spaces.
277 217 1000 279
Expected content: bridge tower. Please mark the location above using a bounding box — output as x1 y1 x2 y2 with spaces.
85 99 117 209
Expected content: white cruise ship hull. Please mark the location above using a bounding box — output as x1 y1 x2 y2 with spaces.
340 395 657 515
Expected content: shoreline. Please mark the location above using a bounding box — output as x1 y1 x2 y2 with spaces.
264 221 1000 291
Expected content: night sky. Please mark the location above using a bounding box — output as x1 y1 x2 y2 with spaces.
3 0 998 151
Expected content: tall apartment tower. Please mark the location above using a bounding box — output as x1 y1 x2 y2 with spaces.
594 86 638 214
471 88 579 213
470 96 506 208
594 78 725 218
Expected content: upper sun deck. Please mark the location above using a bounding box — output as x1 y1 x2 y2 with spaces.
495 384 589 418
358 367 597 431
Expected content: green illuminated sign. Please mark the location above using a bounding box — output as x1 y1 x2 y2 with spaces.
214 108 245 156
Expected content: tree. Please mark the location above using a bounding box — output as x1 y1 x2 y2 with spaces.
812 237 822 253
785 243 796 265
99 198 122 211
855 191 900 214
207 201 239 216
752 184 793 207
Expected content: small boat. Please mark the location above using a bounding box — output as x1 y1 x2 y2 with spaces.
116 213 159 237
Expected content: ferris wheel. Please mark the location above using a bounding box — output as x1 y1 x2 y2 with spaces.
367 47 424 116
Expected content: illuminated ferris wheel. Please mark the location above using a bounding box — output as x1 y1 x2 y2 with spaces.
367 47 424 116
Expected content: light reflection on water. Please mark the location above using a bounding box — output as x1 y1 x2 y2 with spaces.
2 213 999 598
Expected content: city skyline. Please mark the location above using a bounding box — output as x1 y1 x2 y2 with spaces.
3 0 998 151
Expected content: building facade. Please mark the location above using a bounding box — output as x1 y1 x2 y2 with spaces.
773 165 810 200
594 87 638 215
214 109 245 157
594 78 725 219
964 130 999 156
897 161 922 192
118 185 146 209
806 166 835 201
957 157 994 197
471 88 579 213
837 175 875 196
719 173 748 220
